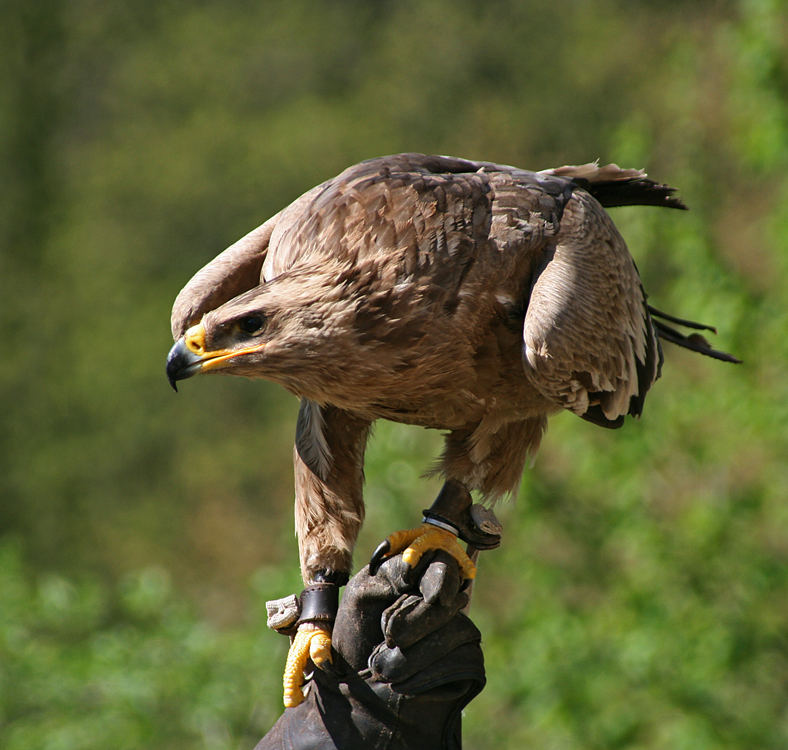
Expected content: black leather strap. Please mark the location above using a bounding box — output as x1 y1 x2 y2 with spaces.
423 480 502 550
298 583 340 625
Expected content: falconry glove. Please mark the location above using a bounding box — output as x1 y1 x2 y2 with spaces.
255 550 485 750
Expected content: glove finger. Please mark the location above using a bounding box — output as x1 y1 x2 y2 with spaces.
370 614 482 685
382 588 468 650
418 554 462 606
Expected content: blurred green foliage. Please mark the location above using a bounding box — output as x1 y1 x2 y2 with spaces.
2 0 787 748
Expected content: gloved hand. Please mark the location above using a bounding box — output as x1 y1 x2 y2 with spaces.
255 550 485 750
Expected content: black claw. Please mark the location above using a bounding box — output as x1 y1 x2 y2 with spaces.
368 539 391 575
317 659 339 677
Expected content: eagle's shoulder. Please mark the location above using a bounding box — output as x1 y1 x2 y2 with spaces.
263 154 500 279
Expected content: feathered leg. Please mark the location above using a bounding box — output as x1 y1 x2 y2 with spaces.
282 402 370 707
294 402 370 583
437 416 547 499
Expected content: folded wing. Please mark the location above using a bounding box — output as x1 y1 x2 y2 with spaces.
522 189 662 428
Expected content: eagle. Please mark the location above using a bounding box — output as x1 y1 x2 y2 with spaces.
166 153 737 706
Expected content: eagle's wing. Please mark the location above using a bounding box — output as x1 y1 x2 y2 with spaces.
170 212 279 338
522 188 662 427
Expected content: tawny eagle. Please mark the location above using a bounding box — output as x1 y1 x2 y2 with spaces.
166 153 737 706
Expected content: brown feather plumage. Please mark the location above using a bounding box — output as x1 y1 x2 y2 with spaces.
168 153 736 582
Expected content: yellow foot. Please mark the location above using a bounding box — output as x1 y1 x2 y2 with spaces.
371 523 476 580
282 622 332 708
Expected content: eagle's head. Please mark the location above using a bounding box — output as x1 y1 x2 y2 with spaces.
166 303 271 391
166 265 357 397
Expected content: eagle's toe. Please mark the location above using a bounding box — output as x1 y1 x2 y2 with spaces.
370 523 477 581
283 623 332 708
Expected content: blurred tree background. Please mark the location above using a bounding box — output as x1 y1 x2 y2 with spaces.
1 0 787 747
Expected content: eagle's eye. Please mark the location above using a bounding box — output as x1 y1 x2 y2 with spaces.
238 314 265 336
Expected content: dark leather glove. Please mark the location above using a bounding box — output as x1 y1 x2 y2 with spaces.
255 550 485 750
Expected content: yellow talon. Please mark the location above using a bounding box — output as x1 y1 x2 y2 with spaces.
309 630 332 666
282 623 332 708
384 523 477 580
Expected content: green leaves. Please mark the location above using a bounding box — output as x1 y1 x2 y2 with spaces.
0 542 284 750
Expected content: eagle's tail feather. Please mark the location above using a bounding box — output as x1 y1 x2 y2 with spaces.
543 162 688 210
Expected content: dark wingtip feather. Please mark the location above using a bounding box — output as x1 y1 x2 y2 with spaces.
647 305 717 333
652 319 742 363
579 404 626 429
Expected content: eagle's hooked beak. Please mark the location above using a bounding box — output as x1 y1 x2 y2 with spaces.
166 323 209 391
166 321 267 391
